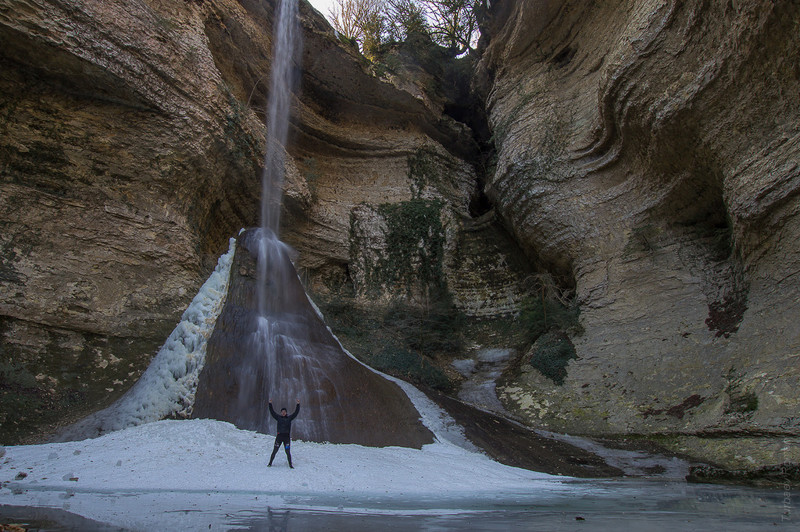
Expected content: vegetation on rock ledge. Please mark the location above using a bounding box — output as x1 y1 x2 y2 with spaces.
313 295 464 392
516 283 582 385
349 198 446 300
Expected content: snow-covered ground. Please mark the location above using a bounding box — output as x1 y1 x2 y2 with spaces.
0 237 575 529
0 419 789 531
1 419 557 495
0 418 572 530
0 239 790 530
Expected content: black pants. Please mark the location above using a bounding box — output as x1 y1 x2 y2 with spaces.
269 433 292 466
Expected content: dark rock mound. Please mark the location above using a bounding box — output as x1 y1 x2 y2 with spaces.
687 462 799 488
428 390 623 477
193 229 433 448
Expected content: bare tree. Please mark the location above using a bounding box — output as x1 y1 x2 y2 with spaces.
331 0 480 58
424 0 478 54
329 0 384 48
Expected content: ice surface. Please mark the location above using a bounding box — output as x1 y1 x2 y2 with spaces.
536 429 691 479
54 239 237 441
0 420 789 531
451 358 476 376
457 348 515 414
476 348 513 363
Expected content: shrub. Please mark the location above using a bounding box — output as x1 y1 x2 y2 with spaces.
724 367 758 415
529 331 577 385
518 295 581 343
371 346 451 391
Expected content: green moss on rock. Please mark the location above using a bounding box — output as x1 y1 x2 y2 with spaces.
351 198 446 299
528 331 577 385
313 295 463 393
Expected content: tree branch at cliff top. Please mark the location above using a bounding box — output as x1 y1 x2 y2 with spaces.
329 0 480 55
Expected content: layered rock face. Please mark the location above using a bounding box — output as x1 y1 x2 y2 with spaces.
0 0 497 442
3 0 797 472
0 0 259 441
479 0 800 466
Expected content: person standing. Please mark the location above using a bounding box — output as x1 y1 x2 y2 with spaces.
268 398 300 468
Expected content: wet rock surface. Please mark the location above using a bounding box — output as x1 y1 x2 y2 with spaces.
427 390 623 478
193 229 433 448
687 462 800 488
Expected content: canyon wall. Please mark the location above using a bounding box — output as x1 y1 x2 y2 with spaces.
478 0 800 467
2 0 798 471
1 0 256 441
0 0 494 442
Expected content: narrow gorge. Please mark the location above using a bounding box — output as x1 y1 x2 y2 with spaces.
1 0 798 479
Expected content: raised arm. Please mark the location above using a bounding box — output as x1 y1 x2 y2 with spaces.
289 400 300 420
268 400 278 420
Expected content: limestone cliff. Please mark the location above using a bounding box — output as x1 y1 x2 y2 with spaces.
1 0 257 441
1 0 798 474
0 0 490 442
478 0 800 468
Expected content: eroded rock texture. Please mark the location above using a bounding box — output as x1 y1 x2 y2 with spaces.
0 0 493 442
479 0 800 465
0 0 258 441
2 0 798 471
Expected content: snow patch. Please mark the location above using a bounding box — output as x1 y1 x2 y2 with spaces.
3 419 558 496
456 348 515 414
451 358 476 376
476 348 513 363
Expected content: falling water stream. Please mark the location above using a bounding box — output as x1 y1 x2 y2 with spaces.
195 0 431 446
189 0 431 441
257 0 299 243
242 0 321 434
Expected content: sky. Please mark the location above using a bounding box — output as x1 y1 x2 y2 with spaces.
306 0 337 21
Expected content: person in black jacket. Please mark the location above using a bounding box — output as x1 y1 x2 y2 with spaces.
267 398 300 468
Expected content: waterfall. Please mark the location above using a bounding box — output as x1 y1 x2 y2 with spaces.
192 0 432 446
54 0 432 446
244 0 320 434
258 0 299 239
257 0 300 314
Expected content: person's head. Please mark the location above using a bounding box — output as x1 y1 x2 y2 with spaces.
280 408 287 417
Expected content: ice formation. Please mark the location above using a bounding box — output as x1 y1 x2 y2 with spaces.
54 237 237 441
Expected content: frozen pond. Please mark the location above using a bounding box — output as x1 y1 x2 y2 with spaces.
0 409 793 531
1 419 794 531
0 479 792 531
